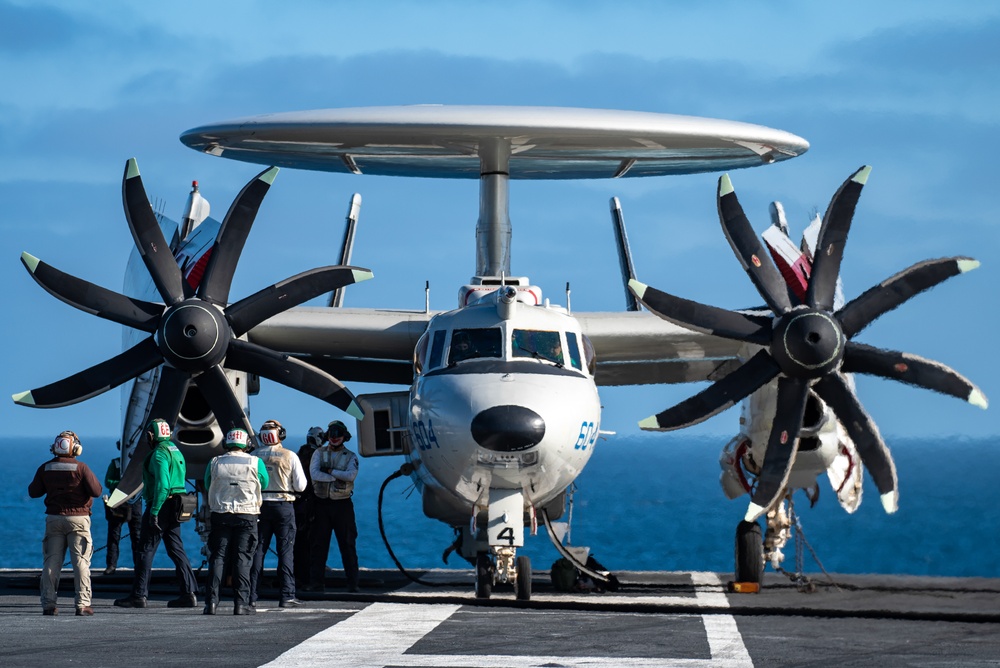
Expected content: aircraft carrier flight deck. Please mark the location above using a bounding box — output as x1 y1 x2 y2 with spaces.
1 567 997 667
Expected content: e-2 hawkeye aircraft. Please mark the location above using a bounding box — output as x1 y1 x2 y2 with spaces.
13 106 986 598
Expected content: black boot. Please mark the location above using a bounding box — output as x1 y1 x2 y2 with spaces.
203 601 217 615
167 593 197 608
114 596 147 608
234 603 256 615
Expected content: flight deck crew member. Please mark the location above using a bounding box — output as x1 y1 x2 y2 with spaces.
28 430 102 616
114 418 199 609
102 448 142 575
294 426 326 587
305 420 360 592
249 419 306 608
203 427 268 615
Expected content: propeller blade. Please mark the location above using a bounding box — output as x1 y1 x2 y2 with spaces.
717 174 792 315
197 166 279 306
837 257 980 338
107 442 148 509
638 349 781 431
12 337 162 408
122 158 186 305
813 373 899 512
226 265 374 337
745 376 809 521
843 342 988 408
148 366 192 429
194 364 256 438
806 165 871 311
108 367 190 507
225 338 364 419
628 279 771 345
20 252 162 332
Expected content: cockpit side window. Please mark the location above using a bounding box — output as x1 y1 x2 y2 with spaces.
566 333 583 371
513 330 563 366
449 328 503 364
581 334 596 375
413 331 429 374
428 330 447 369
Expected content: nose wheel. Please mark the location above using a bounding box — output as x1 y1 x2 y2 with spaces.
474 549 532 601
515 555 532 601
475 552 493 599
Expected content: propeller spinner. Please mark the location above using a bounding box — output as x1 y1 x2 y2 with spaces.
630 166 987 521
14 159 372 503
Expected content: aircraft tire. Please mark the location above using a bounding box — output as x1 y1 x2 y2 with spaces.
735 520 764 584
475 552 492 599
515 555 532 601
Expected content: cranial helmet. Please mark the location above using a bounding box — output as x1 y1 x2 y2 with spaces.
146 418 172 444
306 426 326 448
259 419 286 445
225 428 251 450
327 420 352 443
51 430 82 457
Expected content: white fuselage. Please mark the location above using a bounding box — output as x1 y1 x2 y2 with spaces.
406 292 602 524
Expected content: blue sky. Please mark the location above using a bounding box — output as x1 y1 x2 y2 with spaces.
2 0 997 442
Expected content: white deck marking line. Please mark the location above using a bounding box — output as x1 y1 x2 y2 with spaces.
692 571 754 668
259 608 359 614
260 602 459 668
263 574 754 668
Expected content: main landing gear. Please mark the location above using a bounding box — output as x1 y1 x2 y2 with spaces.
475 548 531 601
734 519 764 585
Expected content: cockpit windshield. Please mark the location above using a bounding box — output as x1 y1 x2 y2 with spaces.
449 328 503 364
512 330 563 366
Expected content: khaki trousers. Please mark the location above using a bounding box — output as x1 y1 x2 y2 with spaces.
41 515 93 610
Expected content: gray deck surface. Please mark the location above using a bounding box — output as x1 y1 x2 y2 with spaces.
1 568 997 667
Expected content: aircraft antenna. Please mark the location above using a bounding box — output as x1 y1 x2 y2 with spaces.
425 280 430 313
566 282 572 313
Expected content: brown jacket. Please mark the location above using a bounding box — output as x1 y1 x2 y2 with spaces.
28 457 102 516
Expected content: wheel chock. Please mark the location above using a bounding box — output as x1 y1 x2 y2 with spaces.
727 581 760 594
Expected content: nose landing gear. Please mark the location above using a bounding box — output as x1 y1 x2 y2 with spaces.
475 548 532 601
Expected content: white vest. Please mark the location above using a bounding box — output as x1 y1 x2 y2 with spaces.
208 451 262 514
257 445 299 502
314 448 356 500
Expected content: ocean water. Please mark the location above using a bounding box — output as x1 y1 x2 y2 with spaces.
3 435 997 579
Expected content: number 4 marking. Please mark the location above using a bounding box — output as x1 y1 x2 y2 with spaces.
497 526 515 546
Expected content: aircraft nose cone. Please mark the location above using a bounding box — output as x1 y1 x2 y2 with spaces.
471 405 545 452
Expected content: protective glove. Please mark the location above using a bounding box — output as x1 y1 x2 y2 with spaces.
150 514 162 533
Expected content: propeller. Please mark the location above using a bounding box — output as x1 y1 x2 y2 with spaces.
14 159 373 503
630 166 987 521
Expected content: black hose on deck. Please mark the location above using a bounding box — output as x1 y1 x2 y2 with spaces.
377 463 445 587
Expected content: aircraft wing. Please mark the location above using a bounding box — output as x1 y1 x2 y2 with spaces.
248 307 429 385
248 307 742 387
577 311 742 386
